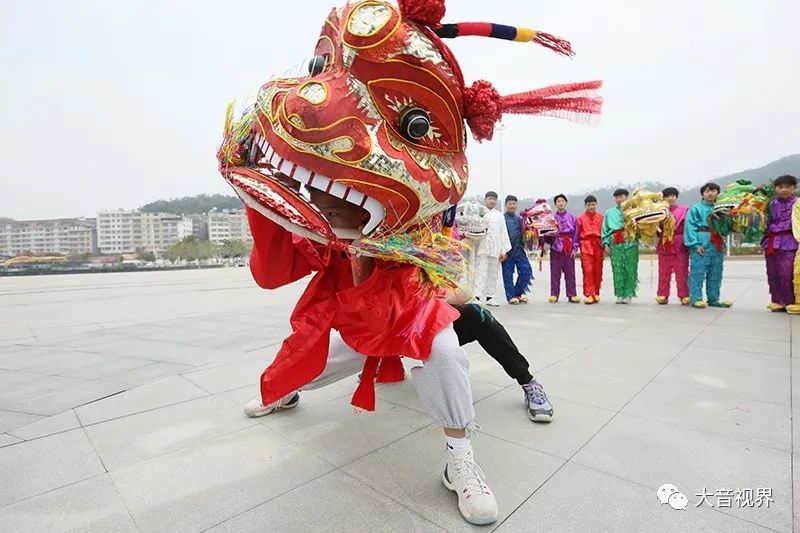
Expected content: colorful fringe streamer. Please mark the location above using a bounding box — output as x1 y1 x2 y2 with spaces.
355 229 466 293
218 104 257 168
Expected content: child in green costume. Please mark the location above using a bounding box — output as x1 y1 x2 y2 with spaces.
602 188 639 303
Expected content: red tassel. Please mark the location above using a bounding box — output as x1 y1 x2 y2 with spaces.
711 231 724 253
351 356 380 411
532 31 575 57
376 356 406 383
398 0 446 28
562 235 572 254
765 232 776 256
463 80 603 141
500 81 603 123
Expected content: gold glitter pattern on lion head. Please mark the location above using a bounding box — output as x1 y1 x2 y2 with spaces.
621 188 675 242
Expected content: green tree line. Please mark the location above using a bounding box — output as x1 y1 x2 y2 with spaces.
140 194 243 215
163 237 251 261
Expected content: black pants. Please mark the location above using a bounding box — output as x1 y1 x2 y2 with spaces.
451 304 533 386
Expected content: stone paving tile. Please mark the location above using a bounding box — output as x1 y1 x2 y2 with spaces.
0 410 43 433
0 474 137 533
495 462 774 533
623 382 791 452
498 336 585 371
691 331 790 357
8 409 81 441
573 414 792 532
794 457 800 533
0 369 47 388
0 428 105 507
85 395 256 470
110 424 334 533
0 433 23 447
100 361 195 387
0 347 107 373
75 375 208 426
344 425 565 532
474 387 617 459
206 470 446 533
197 327 288 352
55 356 155 381
0 376 125 416
80 337 236 366
552 343 680 380
653 346 791 405
534 363 651 412
257 398 433 467
181 354 278 394
792 359 800 415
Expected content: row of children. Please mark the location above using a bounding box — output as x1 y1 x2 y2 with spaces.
547 174 799 310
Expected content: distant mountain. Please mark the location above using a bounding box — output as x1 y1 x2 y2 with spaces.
141 155 799 217
140 194 243 215
520 154 800 212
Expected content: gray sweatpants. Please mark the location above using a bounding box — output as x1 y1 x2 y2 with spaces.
305 324 475 431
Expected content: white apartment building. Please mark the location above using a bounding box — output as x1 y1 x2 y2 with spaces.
0 218 96 256
96 210 193 254
160 214 194 250
207 209 253 244
96 210 139 254
137 213 193 254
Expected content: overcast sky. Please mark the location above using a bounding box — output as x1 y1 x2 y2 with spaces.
1 0 797 219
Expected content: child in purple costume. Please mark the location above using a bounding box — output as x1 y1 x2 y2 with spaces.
547 194 579 303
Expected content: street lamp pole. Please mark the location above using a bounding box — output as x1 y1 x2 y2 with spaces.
497 123 506 201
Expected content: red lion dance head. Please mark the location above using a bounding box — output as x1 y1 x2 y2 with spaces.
218 0 601 279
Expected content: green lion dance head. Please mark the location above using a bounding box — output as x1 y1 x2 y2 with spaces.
711 179 773 242
621 188 676 243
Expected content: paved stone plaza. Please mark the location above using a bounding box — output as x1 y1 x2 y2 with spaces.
0 260 796 532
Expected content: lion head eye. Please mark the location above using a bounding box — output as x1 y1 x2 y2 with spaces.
308 55 328 76
400 108 430 141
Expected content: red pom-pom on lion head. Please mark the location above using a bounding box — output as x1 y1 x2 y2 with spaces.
398 0 446 27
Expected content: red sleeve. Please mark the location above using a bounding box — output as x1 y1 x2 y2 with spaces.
247 207 313 289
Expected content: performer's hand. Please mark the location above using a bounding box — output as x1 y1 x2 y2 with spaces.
446 288 471 305
499 252 507 262
603 247 610 257
696 246 705 256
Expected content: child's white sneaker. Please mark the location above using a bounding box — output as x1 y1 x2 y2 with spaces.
243 392 300 418
443 445 499 525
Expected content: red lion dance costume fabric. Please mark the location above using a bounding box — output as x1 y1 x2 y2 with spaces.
217 0 603 411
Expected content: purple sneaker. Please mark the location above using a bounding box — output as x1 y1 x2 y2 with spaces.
522 380 554 422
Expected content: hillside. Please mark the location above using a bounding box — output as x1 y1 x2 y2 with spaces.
520 154 800 212
140 194 242 215
138 154 799 216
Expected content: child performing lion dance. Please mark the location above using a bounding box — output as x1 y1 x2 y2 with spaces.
217 0 601 525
